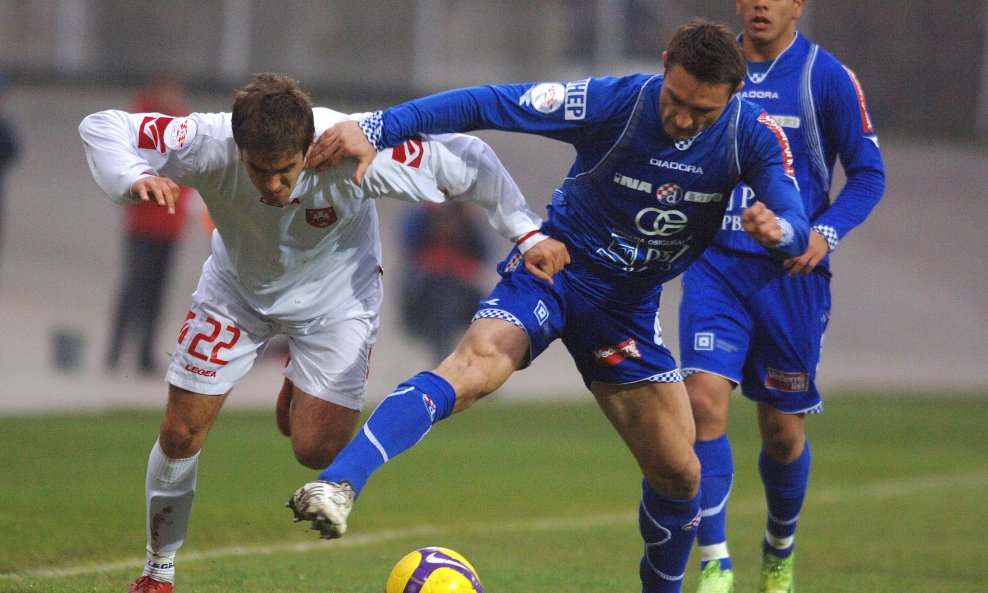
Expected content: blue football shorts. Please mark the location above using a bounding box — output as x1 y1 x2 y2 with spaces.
473 249 682 389
678 247 831 414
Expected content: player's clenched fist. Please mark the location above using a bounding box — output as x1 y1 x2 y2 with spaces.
130 176 182 215
741 201 783 247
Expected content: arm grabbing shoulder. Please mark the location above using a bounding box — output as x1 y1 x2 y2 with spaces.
307 118 376 181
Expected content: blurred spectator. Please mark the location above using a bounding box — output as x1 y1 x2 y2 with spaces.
398 201 492 365
0 73 22 279
106 74 198 376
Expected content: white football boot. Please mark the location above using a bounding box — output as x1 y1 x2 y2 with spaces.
287 480 355 539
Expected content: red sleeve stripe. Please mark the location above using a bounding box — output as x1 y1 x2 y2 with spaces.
843 65 874 134
515 229 541 246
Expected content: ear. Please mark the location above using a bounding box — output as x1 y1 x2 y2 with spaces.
661 51 669 68
793 0 805 18
729 80 745 101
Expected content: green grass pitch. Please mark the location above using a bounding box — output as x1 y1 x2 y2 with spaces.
1 392 986 592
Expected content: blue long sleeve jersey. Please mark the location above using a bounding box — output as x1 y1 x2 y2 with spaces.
720 32 885 266
367 73 810 303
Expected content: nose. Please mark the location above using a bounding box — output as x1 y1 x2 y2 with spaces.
264 174 282 192
674 109 694 132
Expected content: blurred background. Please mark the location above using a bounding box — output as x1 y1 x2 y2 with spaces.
0 0 985 413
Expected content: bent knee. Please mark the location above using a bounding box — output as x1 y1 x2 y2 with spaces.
292 445 336 470
762 434 805 463
291 435 349 470
436 319 528 398
158 423 205 458
759 414 806 463
646 455 701 500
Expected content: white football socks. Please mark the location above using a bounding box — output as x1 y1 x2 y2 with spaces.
142 439 199 584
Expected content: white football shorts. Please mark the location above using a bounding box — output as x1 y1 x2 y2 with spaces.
165 267 381 411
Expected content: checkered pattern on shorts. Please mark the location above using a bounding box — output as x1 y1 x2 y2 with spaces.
646 369 684 383
472 308 526 331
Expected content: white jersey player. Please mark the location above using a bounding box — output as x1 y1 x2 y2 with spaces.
79 73 552 593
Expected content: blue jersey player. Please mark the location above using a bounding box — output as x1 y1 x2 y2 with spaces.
680 3 886 593
290 22 810 593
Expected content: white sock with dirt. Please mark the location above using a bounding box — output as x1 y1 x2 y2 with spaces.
142 439 199 584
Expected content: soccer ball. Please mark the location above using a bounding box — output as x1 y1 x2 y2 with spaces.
385 546 483 593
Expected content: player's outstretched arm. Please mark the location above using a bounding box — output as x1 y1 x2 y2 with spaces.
522 237 570 284
307 119 376 182
131 176 182 215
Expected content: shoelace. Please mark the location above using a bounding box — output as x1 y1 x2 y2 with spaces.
303 482 352 511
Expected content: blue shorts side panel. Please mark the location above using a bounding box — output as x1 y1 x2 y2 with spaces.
679 249 831 414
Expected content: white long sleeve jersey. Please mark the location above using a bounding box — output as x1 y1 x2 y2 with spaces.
80 108 542 322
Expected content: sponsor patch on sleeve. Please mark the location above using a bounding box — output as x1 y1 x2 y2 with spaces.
138 115 197 153
520 83 567 114
564 79 589 120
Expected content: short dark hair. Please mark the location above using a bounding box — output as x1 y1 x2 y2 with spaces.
231 72 314 159
665 19 746 90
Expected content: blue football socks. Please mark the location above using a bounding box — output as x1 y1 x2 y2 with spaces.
638 479 702 593
694 434 734 571
319 371 456 496
759 441 811 559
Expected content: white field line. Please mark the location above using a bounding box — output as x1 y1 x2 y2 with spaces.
4 470 986 581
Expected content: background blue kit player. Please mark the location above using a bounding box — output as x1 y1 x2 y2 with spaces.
679 2 886 592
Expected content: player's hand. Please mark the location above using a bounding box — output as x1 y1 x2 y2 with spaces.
306 120 377 184
130 176 181 215
741 201 783 248
523 238 570 284
784 229 829 276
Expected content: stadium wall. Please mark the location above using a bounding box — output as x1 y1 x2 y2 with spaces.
0 0 985 140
